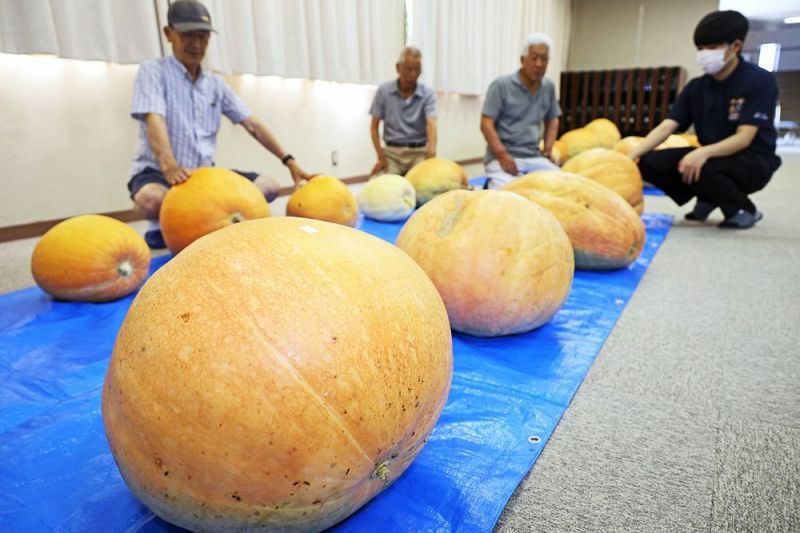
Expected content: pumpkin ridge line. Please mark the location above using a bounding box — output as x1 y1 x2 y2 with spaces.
202 277 375 466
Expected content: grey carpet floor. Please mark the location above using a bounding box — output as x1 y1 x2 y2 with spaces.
496 148 800 533
1 154 798 532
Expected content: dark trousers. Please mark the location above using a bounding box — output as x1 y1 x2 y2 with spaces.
638 148 772 218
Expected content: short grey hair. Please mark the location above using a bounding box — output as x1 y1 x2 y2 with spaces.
521 33 553 55
398 46 422 63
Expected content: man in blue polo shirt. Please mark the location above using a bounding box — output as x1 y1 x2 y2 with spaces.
630 10 781 229
369 47 438 176
128 0 308 248
480 34 561 189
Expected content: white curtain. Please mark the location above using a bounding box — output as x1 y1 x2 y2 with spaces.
197 0 404 84
0 0 161 63
410 0 572 95
1 0 404 85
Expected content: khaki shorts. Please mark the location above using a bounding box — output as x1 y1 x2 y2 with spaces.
381 145 428 176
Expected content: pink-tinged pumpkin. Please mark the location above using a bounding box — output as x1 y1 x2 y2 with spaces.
561 147 645 214
404 158 468 206
31 214 151 302
557 128 602 162
585 118 622 148
504 171 646 270
287 175 358 226
102 217 452 532
160 167 270 253
395 189 574 337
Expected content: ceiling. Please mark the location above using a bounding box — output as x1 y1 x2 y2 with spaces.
719 0 800 22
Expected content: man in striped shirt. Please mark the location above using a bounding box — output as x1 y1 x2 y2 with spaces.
128 0 307 249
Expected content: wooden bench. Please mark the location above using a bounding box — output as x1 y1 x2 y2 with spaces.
558 66 687 137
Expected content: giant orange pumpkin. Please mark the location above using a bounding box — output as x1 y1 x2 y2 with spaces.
557 128 601 162
404 158 468 206
102 217 452 532
504 171 646 270
31 214 150 302
286 175 358 226
396 190 574 337
561 147 644 214
585 118 622 148
160 167 270 253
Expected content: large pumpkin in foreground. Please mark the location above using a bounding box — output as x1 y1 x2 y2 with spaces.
404 158 468 206
31 214 150 302
504 171 646 270
357 174 416 221
102 217 452 532
396 190 574 337
287 174 358 226
561 147 644 214
160 167 270 253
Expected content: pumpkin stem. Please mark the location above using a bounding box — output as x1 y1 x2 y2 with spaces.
117 260 134 278
373 460 390 481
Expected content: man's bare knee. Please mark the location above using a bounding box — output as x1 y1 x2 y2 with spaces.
254 175 281 203
133 183 167 219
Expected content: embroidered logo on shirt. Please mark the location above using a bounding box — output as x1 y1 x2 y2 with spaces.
728 97 745 121
753 111 769 120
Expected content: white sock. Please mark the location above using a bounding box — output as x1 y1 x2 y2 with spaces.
147 220 161 231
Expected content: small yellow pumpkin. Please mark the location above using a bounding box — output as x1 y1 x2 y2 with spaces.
657 134 692 150
286 175 358 226
404 158 468 206
31 214 151 302
613 136 645 157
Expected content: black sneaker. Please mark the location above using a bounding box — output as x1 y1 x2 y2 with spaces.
718 210 763 229
144 229 166 249
684 200 716 221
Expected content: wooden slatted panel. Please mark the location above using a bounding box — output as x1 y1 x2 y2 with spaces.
603 71 612 120
612 70 623 130
559 66 687 137
647 68 659 131
591 71 601 120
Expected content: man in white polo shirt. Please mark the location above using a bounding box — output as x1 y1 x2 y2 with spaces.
369 47 438 176
127 0 307 249
480 33 561 189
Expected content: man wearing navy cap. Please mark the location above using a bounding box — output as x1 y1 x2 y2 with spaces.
630 10 781 229
127 0 308 248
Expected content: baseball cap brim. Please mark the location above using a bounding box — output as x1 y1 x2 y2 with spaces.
171 22 215 33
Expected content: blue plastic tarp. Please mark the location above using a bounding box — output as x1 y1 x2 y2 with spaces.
0 213 672 532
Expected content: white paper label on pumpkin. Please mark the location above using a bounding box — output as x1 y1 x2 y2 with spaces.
300 225 318 234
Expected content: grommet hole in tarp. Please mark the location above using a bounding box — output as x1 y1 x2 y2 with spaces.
528 436 542 444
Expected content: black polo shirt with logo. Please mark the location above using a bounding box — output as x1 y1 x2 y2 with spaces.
668 60 781 175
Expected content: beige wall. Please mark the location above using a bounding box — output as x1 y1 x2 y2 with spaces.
0 53 486 228
568 0 718 79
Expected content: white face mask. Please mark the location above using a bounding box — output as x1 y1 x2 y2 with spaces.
696 47 728 75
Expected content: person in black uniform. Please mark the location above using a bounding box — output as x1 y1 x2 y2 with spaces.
630 10 781 229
